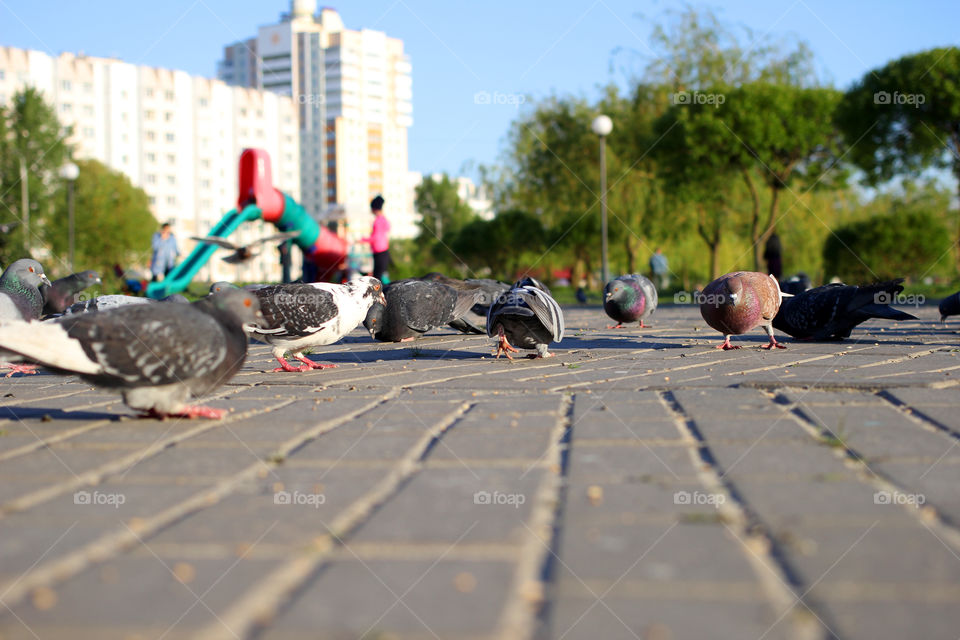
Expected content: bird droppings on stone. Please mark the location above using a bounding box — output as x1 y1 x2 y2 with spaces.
454 572 477 593
173 562 196 584
31 586 57 611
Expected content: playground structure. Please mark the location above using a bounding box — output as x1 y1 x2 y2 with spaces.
146 149 347 299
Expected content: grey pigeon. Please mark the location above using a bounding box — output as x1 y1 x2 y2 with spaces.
210 281 238 294
0 289 263 418
0 259 51 322
939 291 960 323
700 271 786 350
363 279 482 342
247 276 385 371
191 231 299 264
774 279 917 340
418 273 510 333
41 270 101 315
487 278 564 359
604 274 658 329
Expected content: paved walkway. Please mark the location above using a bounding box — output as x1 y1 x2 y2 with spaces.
0 304 958 639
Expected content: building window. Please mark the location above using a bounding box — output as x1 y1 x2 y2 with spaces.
145 88 153 97
145 110 155 120
146 131 156 141
167 154 175 164
165 133 175 142
167 175 176 185
166 196 177 206
83 127 95 138
60 103 72 113
82 105 94 116
201 179 211 188
146 174 156 184
146 152 156 162
121 154 128 164
149 196 156 205
0 70 5 80
61 80 71 91
83 82 93 94
164 112 173 122
199 98 209 107
164 90 174 100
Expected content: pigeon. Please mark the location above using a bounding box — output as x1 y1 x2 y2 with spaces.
0 259 52 322
417 273 510 334
939 291 960 323
41 270 101 315
0 289 263 418
210 281 238 294
487 278 564 359
575 287 588 305
191 231 300 264
247 276 385 372
0 259 52 375
774 279 918 340
604 274 658 329
364 278 482 342
62 293 187 315
700 271 786 350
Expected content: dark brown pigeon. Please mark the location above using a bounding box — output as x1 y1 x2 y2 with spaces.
700 271 785 350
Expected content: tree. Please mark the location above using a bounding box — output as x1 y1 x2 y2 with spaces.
414 174 476 271
46 159 156 278
836 47 960 268
450 209 545 280
0 87 71 264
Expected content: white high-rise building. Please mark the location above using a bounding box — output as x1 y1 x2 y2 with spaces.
0 46 300 283
218 2 414 244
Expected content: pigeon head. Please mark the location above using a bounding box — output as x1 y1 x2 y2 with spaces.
346 276 386 306
79 270 102 286
363 301 386 338
199 288 264 327
209 281 238 295
2 259 51 289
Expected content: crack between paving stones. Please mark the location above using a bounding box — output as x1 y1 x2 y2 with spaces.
497 393 573 640
660 390 833 640
0 389 400 613
193 397 474 640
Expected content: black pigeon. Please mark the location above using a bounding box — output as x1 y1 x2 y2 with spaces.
0 289 263 418
247 277 385 371
0 259 51 322
773 279 917 340
41 270 101 315
487 278 564 358
191 231 300 264
417 273 509 334
939 291 960 323
364 278 482 342
575 287 588 305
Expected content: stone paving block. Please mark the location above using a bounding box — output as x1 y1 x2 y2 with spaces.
431 429 555 461
557 520 756 584
569 443 699 482
351 468 544 545
693 415 814 444
3 554 283 637
549 596 791 640
564 480 730 525
816 600 960 640
708 442 852 476
262 559 515 639
785 523 960 586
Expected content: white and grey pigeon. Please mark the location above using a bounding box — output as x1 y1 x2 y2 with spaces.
247 276 385 372
41 269 101 315
63 293 187 315
0 289 263 419
486 276 564 359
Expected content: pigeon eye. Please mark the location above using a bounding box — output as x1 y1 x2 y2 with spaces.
28 267 34 273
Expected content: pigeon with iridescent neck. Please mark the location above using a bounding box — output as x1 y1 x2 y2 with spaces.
700 271 786 350
604 274 658 329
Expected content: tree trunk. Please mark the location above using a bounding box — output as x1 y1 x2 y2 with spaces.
741 169 762 270
755 186 782 273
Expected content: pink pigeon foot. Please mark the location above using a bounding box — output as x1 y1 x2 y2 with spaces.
495 327 519 360
145 406 227 420
762 339 787 350
715 336 741 350
293 355 338 370
606 323 625 329
2 363 38 377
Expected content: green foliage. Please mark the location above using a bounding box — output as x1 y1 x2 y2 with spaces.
836 47 960 186
450 209 545 280
823 208 951 283
46 159 157 279
0 88 71 264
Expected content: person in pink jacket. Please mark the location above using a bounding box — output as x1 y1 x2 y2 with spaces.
361 195 391 282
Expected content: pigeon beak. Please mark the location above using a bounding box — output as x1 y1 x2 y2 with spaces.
40 274 51 286
604 292 612 301
378 292 386 305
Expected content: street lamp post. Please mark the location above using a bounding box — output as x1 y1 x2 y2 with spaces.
591 114 613 285
60 162 79 272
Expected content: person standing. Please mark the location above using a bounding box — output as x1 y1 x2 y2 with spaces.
361 195 390 283
764 233 783 280
649 247 669 290
150 222 180 282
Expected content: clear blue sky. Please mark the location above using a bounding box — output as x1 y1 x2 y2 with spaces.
2 1 958 178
